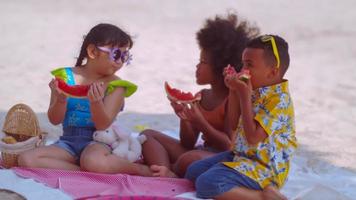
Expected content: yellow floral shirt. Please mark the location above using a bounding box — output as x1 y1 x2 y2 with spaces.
223 80 297 189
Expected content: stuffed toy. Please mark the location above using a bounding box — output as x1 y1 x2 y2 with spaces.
93 123 146 162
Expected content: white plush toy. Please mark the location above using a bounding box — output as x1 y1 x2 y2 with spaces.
93 123 146 162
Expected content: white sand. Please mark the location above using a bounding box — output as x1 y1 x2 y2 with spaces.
1 0 356 199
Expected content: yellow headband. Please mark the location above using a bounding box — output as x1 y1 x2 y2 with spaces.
260 35 280 69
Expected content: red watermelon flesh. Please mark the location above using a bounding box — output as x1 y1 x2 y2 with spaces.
164 82 201 103
224 64 237 75
56 78 90 97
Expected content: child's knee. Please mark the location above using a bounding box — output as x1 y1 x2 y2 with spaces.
195 173 221 199
140 129 159 138
175 153 200 177
80 155 107 172
18 150 36 167
184 160 202 181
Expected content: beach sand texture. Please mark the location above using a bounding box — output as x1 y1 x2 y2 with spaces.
0 0 356 199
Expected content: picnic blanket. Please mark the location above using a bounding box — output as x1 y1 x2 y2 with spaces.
13 167 194 199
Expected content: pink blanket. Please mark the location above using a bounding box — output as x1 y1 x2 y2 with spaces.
13 167 194 199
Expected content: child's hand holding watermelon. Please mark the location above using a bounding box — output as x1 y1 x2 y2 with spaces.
170 101 185 116
223 64 251 82
87 82 106 103
49 79 67 103
223 65 252 93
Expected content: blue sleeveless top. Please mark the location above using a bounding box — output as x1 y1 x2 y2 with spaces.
51 67 138 128
63 68 94 127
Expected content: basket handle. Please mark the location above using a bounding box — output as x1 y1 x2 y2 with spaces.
35 139 42 147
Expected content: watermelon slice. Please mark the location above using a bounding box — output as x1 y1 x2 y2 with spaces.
55 78 90 98
164 82 201 103
224 64 237 75
236 69 251 82
224 65 251 82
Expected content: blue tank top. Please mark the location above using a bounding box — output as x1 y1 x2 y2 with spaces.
51 67 138 128
62 68 94 127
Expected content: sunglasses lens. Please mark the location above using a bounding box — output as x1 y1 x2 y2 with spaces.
112 49 122 62
121 51 129 62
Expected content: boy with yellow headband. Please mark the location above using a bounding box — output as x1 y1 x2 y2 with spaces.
185 35 296 200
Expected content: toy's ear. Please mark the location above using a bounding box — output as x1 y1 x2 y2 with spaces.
93 130 103 141
111 124 119 133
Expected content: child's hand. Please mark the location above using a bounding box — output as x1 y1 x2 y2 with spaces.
88 82 105 103
223 64 237 76
49 79 67 103
170 100 184 115
179 103 205 125
171 101 191 121
224 73 238 90
225 74 252 97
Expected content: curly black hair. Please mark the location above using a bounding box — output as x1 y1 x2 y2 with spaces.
197 13 259 77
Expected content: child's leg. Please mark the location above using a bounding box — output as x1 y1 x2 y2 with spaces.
184 151 233 181
193 163 262 199
215 187 264 200
215 186 287 200
149 150 231 178
18 145 79 170
150 165 178 178
80 143 152 176
141 129 188 168
173 149 215 177
150 150 218 178
215 186 288 200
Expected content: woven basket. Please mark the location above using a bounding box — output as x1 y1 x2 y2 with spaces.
0 103 46 168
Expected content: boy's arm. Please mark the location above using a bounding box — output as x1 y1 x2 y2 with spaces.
236 80 268 145
239 86 268 145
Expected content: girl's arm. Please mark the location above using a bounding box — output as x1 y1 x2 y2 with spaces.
182 103 231 151
225 90 241 144
170 101 200 149
47 79 67 125
179 119 200 149
89 82 125 130
193 108 232 151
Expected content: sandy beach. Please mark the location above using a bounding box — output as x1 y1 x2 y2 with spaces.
1 0 356 199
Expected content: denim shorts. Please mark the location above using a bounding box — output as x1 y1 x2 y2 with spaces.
53 126 95 160
195 144 221 153
185 151 261 198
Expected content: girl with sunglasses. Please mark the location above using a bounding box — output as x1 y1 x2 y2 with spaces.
18 23 152 176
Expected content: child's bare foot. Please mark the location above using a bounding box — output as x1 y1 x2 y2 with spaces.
150 165 178 178
262 186 287 200
137 164 154 177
